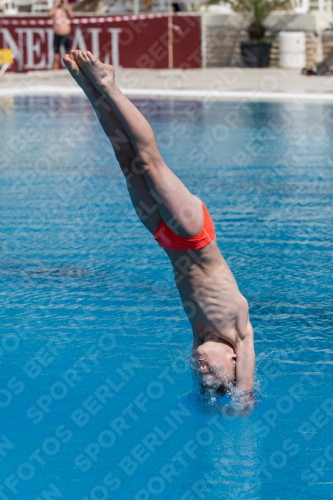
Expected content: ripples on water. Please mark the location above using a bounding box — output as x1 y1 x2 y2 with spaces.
0 96 332 499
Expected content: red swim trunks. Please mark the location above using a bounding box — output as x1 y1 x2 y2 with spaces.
153 202 216 251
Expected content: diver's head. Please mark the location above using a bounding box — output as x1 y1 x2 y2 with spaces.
195 341 236 393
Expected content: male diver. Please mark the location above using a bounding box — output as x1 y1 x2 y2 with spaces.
64 50 255 394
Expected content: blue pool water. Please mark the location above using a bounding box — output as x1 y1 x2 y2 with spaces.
0 96 332 500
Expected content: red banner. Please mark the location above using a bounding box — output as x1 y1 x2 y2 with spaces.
0 14 201 72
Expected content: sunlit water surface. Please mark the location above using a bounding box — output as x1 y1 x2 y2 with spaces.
0 96 332 499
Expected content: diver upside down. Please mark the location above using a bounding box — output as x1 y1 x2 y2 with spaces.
64 50 255 395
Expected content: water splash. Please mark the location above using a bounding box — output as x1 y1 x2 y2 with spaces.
178 350 259 415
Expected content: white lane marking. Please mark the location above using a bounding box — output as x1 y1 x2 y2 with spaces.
0 85 333 102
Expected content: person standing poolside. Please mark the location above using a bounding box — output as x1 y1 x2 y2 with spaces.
49 0 74 70
63 51 255 395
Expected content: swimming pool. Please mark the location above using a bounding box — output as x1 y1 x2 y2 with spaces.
0 96 332 500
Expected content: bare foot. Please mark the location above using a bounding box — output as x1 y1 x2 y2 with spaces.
70 50 115 93
63 53 96 95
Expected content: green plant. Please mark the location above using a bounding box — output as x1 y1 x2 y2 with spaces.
208 0 290 41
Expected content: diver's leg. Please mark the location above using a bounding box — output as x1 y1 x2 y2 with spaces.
63 54 161 233
71 50 204 238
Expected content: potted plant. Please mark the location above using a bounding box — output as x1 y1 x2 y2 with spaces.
240 0 290 67
208 0 290 68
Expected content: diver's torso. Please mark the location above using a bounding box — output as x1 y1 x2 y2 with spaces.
167 239 249 348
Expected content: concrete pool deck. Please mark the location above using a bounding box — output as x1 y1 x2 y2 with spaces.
1 67 333 102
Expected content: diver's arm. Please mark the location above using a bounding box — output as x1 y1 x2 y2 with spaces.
235 323 255 392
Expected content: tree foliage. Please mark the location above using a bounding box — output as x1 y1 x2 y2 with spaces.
207 0 290 39
229 0 290 25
